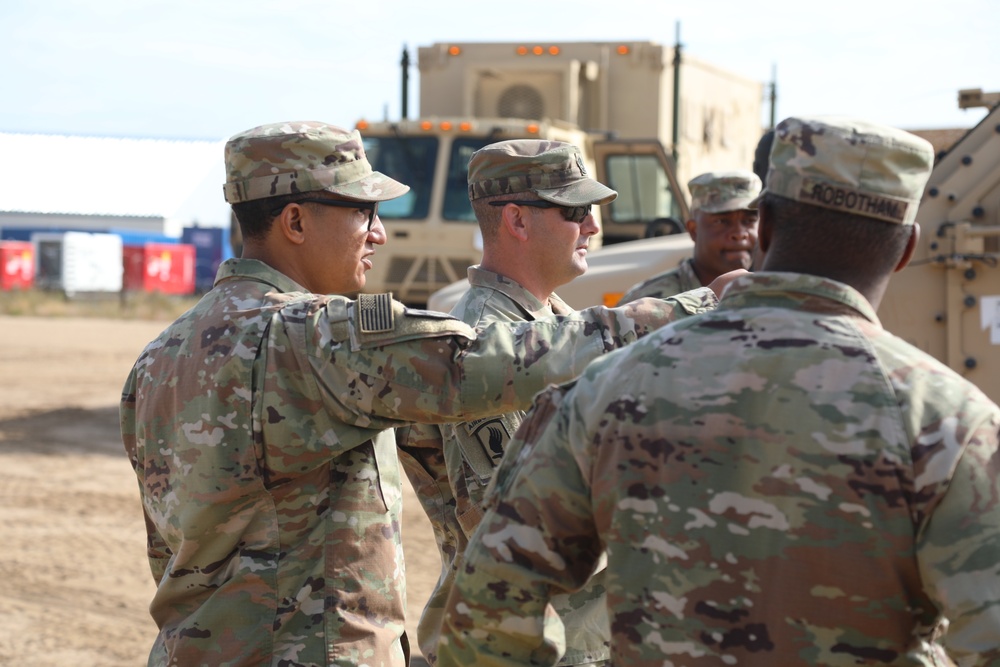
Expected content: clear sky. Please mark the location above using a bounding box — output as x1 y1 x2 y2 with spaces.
3 0 998 143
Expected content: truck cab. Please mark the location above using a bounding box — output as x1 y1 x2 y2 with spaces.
358 117 688 305
348 39 761 304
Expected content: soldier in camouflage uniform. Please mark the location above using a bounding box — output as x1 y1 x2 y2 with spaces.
438 115 1000 666
398 140 619 665
618 169 761 303
119 120 722 667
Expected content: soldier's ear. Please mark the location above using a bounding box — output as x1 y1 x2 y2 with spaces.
894 223 920 273
685 217 697 241
501 203 531 242
757 212 772 256
276 204 307 245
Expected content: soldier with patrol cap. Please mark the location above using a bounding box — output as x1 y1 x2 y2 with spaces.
397 139 618 666
438 116 1000 666
120 121 723 667
618 169 762 303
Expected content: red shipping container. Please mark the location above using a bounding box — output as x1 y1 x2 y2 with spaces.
122 243 196 295
0 241 34 290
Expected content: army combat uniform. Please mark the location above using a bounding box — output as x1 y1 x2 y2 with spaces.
618 170 760 305
439 272 1000 666
121 257 715 667
438 117 1000 666
617 256 702 303
402 266 674 665
398 137 666 665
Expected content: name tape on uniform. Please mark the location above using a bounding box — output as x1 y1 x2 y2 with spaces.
799 178 909 224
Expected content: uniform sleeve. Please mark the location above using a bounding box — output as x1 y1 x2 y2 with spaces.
395 423 466 663
648 286 717 316
438 406 526 537
308 291 713 430
915 409 1000 663
120 368 173 584
616 271 686 306
437 383 602 667
395 423 457 556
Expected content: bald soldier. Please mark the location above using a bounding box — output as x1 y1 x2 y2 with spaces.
119 121 721 667
438 116 1000 665
619 169 761 303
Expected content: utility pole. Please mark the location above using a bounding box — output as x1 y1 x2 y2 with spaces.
671 21 682 167
769 64 777 129
400 45 410 120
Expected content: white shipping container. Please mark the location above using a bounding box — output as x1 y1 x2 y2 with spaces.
32 231 123 295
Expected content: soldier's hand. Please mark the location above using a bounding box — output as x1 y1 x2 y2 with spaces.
708 269 748 299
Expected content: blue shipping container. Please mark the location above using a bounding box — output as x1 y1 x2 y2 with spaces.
109 228 179 247
182 226 234 292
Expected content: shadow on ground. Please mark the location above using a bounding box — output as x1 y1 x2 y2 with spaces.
0 406 124 457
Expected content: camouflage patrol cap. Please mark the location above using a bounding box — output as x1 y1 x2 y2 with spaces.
760 115 934 225
688 170 762 214
222 121 409 204
467 140 617 206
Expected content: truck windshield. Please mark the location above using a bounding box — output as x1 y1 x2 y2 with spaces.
442 137 494 222
362 136 438 220
604 154 682 223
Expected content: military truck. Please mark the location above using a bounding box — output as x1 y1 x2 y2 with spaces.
435 95 1000 403
354 40 763 304
878 94 1000 402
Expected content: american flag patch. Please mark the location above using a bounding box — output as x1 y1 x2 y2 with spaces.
358 293 394 333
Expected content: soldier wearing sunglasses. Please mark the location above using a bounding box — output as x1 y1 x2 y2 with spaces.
397 140 620 666
122 123 726 667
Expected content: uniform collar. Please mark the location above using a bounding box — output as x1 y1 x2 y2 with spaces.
214 258 309 295
721 271 881 325
467 265 573 317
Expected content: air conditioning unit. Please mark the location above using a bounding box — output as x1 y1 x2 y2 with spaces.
473 67 575 122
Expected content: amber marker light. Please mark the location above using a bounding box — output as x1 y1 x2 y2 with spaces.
602 293 624 307
448 46 461 56
516 46 528 55
439 121 453 131
459 122 473 131
420 121 433 131
532 45 544 55
549 46 560 55
526 123 540 134
616 45 630 55
356 120 369 130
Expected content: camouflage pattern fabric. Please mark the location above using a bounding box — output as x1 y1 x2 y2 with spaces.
222 120 409 204
438 272 1000 667
617 257 702 305
763 116 933 225
398 266 719 665
467 140 617 206
688 170 761 214
394 424 464 666
442 267 610 667
121 257 719 667
405 265 665 665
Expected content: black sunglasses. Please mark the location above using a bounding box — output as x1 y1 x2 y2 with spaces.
271 198 379 230
488 200 592 223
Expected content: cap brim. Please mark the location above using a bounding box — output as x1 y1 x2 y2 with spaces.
746 190 765 210
324 170 410 202
535 179 618 206
699 195 761 213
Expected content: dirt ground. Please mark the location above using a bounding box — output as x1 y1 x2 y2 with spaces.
0 315 440 666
